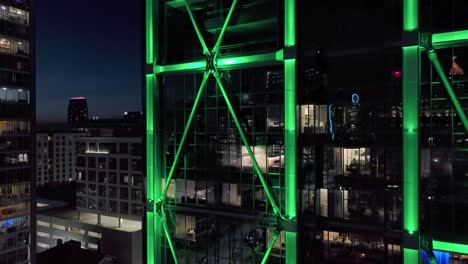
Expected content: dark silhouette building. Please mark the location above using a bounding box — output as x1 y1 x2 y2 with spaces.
67 97 88 126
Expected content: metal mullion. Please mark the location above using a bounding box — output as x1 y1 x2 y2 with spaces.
213 71 281 216
183 0 210 55
161 72 210 199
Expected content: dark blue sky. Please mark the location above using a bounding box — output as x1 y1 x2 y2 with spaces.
36 0 142 122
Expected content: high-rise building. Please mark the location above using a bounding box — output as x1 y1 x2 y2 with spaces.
144 1 468 264
67 97 88 126
36 132 86 186
0 0 33 263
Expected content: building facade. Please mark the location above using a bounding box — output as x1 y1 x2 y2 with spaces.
0 0 33 263
36 200 142 264
145 1 468 264
76 137 144 221
36 133 84 186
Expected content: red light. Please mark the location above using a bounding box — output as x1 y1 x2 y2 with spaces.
393 70 401 78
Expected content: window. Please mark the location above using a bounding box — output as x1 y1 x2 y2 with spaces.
87 157 96 168
119 158 128 170
119 202 128 214
119 143 128 154
98 158 106 169
108 158 117 170
120 188 129 199
119 173 129 185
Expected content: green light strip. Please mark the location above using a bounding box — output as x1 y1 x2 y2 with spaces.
284 0 297 263
213 71 281 215
433 240 468 254
145 0 153 64
427 50 468 132
432 29 468 48
284 0 295 46
404 249 419 263
284 59 296 218
146 74 155 264
403 0 418 31
402 45 420 235
213 0 238 60
154 60 206 74
260 231 279 264
184 0 209 55
154 52 281 74
161 72 210 198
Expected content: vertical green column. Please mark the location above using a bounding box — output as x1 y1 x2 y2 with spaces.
284 0 297 263
146 0 161 263
403 0 420 262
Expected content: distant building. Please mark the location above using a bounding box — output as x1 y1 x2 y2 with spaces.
0 1 34 263
36 200 141 264
36 132 87 186
76 137 144 220
67 97 88 126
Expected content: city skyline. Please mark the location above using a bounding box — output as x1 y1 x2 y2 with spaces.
36 0 142 122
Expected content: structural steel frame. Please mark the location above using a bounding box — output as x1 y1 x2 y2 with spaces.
145 0 298 263
403 0 468 263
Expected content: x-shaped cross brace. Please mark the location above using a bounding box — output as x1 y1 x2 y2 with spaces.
153 1 287 263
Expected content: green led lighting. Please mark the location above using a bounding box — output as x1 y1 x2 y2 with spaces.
433 240 468 254
145 0 153 64
261 231 279 264
432 29 468 48
285 232 297 263
403 0 418 31
427 50 468 132
155 52 281 75
284 0 295 46
402 45 420 236
214 71 281 215
404 249 419 263
161 211 179 264
146 74 155 264
154 60 206 74
284 59 296 218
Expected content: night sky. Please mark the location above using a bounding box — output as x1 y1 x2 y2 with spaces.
36 0 142 122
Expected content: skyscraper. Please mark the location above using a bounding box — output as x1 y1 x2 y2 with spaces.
67 97 88 126
0 0 33 263
145 1 468 264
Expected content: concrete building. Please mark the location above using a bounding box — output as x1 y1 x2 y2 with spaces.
76 137 144 221
36 132 85 186
36 199 142 264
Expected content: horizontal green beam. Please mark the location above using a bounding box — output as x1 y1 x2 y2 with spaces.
432 29 468 49
154 51 283 74
433 240 468 255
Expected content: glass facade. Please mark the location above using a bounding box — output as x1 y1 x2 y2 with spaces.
0 0 32 263
146 0 468 263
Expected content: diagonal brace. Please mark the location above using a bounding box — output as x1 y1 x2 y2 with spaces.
425 48 468 133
